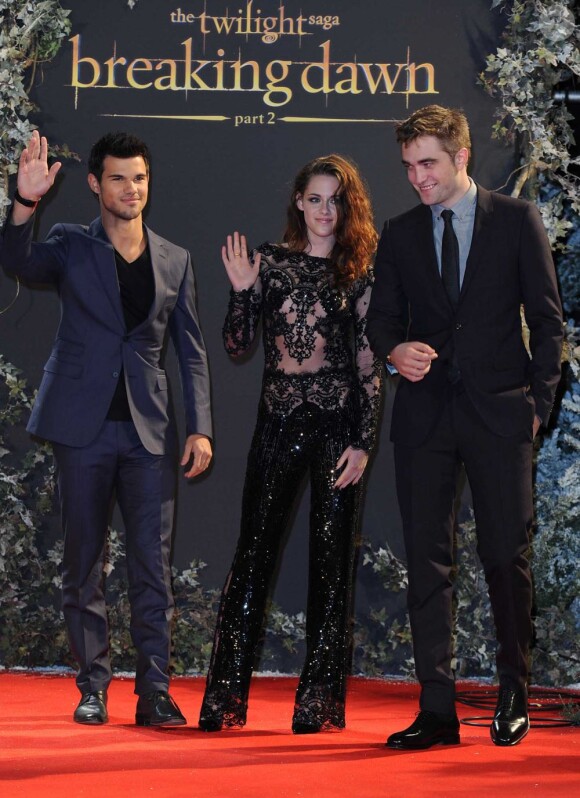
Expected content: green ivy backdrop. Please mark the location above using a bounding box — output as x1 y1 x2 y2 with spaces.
0 0 578 687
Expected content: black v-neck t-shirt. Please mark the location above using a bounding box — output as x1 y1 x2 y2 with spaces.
106 245 155 421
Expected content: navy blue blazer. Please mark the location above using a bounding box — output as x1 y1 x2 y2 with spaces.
1 215 212 454
366 186 563 446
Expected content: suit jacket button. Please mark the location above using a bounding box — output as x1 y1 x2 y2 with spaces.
455 322 462 330
112 371 119 378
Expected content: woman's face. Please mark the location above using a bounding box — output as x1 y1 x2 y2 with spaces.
296 174 341 250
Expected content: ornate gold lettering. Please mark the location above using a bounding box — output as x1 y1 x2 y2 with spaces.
182 38 212 90
154 60 179 90
126 58 153 89
357 62 406 94
264 60 292 107
70 34 101 88
232 58 261 92
406 62 437 94
301 40 332 95
67 34 438 111
334 63 360 95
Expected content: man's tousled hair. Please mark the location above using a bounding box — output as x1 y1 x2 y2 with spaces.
396 105 471 158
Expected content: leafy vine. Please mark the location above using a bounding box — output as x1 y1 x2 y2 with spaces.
482 0 579 237
482 0 580 685
0 1 76 223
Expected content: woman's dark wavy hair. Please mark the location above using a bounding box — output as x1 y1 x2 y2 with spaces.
283 154 377 286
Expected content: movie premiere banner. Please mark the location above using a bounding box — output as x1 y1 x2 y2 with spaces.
0 0 510 609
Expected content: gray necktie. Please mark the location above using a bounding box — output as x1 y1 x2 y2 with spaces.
441 209 460 308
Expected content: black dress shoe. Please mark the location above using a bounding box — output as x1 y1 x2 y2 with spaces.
74 691 108 725
135 691 186 727
386 710 460 750
490 685 529 746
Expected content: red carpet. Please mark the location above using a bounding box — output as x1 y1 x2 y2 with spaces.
1 674 578 797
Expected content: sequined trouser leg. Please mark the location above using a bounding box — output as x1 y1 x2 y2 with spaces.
199 402 362 729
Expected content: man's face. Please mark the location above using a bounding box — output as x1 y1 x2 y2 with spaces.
401 135 469 208
88 155 149 221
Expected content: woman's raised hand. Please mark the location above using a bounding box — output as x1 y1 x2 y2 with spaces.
222 231 261 292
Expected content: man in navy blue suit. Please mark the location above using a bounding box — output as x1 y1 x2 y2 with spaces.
1 130 213 726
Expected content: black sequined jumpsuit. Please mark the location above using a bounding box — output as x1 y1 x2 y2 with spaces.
199 243 382 730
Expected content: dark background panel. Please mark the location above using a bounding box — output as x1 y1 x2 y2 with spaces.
0 0 510 614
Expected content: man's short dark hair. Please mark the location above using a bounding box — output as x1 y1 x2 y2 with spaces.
88 132 151 181
396 105 471 158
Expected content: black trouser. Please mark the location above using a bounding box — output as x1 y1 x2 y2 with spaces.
201 400 362 727
394 389 533 716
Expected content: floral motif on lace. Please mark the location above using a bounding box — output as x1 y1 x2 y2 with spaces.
222 243 382 451
199 688 247 729
292 684 346 730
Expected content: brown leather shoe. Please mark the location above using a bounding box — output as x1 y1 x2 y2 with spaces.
73 690 108 725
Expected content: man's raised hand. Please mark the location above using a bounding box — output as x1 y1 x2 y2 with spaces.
18 130 62 202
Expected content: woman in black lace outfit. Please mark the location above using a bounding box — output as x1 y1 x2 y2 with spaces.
199 154 382 733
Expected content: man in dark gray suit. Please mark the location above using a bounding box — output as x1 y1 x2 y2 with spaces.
1 130 213 726
367 105 563 749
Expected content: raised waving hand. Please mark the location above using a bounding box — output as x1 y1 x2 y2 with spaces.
17 130 62 202
222 231 261 292
11 131 62 225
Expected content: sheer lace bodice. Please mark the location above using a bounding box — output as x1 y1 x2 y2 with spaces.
223 243 382 451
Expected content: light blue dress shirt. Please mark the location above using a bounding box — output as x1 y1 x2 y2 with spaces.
431 178 477 287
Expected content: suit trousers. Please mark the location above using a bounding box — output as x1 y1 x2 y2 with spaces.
394 387 534 716
53 420 177 696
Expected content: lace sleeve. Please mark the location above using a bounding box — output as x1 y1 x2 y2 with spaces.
350 270 383 452
222 252 263 356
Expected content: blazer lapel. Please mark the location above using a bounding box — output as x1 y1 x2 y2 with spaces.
87 218 125 329
459 185 494 302
139 226 168 328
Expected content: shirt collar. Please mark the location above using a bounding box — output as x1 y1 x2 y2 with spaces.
431 178 477 221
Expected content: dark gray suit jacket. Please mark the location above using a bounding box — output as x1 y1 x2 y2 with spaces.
1 215 212 454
